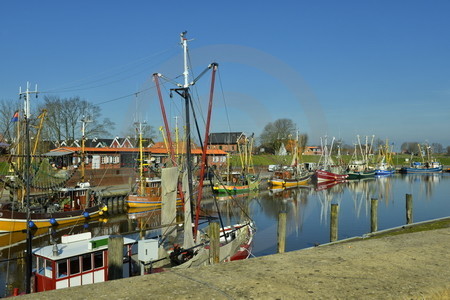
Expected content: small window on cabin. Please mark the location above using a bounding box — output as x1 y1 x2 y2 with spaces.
57 260 68 278
219 146 222 150
82 253 92 272
38 258 53 278
37 256 45 275
69 257 80 275
93 251 103 269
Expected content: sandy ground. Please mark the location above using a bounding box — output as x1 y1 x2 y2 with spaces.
20 226 450 299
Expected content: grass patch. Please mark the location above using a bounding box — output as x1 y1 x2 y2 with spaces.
369 219 450 239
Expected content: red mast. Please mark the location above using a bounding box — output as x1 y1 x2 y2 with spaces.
193 63 218 237
153 73 177 166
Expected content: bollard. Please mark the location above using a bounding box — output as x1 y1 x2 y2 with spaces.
406 194 413 224
330 203 339 242
277 212 287 254
108 235 124 280
371 198 378 232
208 222 220 264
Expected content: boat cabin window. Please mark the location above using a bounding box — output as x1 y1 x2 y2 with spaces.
69 257 80 275
93 251 103 269
57 260 68 278
37 256 53 278
82 253 92 271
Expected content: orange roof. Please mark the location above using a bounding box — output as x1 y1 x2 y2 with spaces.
50 146 227 155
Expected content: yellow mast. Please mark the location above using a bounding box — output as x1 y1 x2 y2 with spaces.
31 109 47 163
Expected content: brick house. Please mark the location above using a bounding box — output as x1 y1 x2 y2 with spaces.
207 132 246 153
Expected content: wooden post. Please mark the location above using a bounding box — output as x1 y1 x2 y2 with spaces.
330 204 339 242
406 194 413 224
371 198 378 232
208 222 220 264
108 235 124 280
277 211 287 253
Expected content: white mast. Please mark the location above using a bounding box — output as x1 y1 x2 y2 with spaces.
181 31 190 88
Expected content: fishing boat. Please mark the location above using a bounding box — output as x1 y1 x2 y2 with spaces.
213 134 260 193
313 137 348 182
32 232 137 292
346 169 377 179
399 162 443 174
346 135 376 180
0 92 102 233
374 140 396 175
375 162 396 176
125 122 164 208
150 32 254 270
399 144 443 174
268 131 312 188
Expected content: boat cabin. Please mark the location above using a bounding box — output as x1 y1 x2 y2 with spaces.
32 232 136 292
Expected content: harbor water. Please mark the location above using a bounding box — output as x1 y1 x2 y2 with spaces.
1 173 449 296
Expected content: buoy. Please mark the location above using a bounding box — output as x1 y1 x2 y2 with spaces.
28 220 36 228
83 211 90 218
49 218 58 226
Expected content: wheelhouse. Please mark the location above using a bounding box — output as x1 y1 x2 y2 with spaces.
32 232 135 292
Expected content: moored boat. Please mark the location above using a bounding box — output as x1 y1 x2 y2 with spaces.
32 232 137 292
314 169 349 182
399 162 443 174
347 169 377 179
268 131 312 187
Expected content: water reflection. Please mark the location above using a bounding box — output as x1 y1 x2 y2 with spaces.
1 173 450 295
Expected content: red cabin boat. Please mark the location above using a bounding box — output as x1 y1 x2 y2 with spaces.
33 232 136 292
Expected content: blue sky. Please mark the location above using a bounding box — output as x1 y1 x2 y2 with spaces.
1 1 449 148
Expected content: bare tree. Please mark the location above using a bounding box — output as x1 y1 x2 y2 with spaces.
0 99 19 142
122 122 157 147
400 142 420 154
431 142 443 154
40 96 115 143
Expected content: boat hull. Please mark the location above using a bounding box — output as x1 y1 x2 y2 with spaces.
375 169 396 175
213 184 251 194
314 170 348 182
399 167 443 174
126 195 182 208
347 170 376 179
268 175 311 187
0 206 100 233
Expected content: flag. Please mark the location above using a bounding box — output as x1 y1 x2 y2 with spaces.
11 111 19 122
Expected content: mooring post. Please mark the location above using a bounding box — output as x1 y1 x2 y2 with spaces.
108 235 124 280
371 198 378 232
277 211 287 253
208 222 220 264
330 203 339 242
406 194 413 224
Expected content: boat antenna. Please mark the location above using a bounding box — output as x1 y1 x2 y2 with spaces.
19 82 38 294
